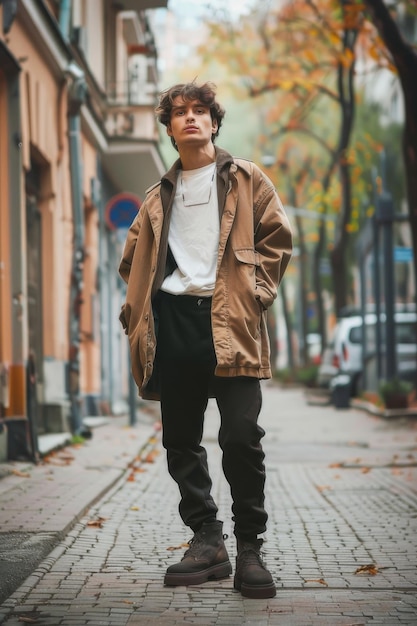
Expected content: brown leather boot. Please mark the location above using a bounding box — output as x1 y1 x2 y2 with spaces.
234 538 276 598
164 521 232 586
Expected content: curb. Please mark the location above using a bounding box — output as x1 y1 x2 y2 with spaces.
351 397 417 419
304 388 417 418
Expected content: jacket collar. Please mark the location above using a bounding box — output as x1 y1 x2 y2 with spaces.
160 146 235 189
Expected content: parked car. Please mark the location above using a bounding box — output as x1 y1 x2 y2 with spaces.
316 340 338 387
317 309 417 396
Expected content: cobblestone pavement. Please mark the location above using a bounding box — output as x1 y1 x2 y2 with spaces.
0 385 416 625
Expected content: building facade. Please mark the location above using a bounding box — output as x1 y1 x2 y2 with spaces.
0 0 167 461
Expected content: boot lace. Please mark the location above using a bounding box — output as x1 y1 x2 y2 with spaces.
183 534 205 559
183 532 228 560
238 545 267 570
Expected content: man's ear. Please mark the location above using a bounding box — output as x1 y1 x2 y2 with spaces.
211 119 218 134
166 123 173 137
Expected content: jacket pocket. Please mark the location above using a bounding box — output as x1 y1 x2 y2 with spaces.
234 247 260 297
119 303 131 335
234 248 267 309
234 248 260 267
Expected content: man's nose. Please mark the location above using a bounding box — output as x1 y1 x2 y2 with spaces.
185 109 195 121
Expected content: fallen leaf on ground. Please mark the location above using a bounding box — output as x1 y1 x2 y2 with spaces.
305 578 328 586
361 467 371 474
127 472 136 481
316 485 332 492
167 543 189 551
87 516 107 528
43 452 73 466
12 469 31 478
143 450 160 463
355 564 379 575
130 506 140 511
328 462 342 468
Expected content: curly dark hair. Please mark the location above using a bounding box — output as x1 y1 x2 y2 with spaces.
155 81 225 150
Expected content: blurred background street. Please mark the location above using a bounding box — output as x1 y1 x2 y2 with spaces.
1 1 416 623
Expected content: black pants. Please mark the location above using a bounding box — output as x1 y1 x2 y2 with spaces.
156 291 268 541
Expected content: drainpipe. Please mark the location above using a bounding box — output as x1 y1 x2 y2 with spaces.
59 0 72 40
58 1 85 434
66 62 87 434
95 159 110 411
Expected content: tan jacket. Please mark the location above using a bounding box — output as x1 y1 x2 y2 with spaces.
119 148 292 399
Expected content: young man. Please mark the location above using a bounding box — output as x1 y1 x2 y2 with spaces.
119 81 292 599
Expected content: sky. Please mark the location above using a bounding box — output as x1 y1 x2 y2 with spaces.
167 0 255 21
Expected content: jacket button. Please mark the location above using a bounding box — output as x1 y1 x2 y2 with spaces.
144 314 149 321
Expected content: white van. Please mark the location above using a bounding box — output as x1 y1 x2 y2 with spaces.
322 310 416 395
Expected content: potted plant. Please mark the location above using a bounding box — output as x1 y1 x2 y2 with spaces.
379 378 414 409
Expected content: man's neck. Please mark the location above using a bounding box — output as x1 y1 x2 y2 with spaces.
178 144 216 171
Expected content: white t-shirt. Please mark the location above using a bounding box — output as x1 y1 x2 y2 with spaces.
161 162 219 296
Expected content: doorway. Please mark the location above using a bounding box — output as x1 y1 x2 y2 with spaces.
25 164 45 434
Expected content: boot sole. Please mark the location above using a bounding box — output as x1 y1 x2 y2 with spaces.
234 579 277 599
164 561 232 586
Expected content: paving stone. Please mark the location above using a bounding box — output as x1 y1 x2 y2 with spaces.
2 388 417 624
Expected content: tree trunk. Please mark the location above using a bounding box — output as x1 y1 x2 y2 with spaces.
280 280 295 371
312 149 340 351
330 15 357 316
295 214 309 365
363 0 417 300
313 219 327 349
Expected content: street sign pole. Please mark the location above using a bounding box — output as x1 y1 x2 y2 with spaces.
105 193 141 428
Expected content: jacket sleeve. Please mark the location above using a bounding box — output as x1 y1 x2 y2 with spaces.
118 212 142 333
118 211 142 285
253 167 293 309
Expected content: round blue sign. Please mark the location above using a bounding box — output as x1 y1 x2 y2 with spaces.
105 193 141 231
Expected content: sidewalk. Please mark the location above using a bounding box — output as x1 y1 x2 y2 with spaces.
0 403 161 605
0 384 417 625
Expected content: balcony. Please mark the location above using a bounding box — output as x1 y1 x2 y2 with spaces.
105 78 158 141
99 4 167 195
101 77 165 198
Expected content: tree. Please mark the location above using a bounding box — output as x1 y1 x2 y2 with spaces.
362 0 417 293
202 0 368 319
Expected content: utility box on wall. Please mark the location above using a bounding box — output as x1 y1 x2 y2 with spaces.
5 418 32 461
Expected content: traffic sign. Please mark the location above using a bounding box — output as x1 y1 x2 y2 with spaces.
105 193 141 231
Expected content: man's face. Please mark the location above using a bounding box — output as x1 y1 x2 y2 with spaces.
167 97 218 150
